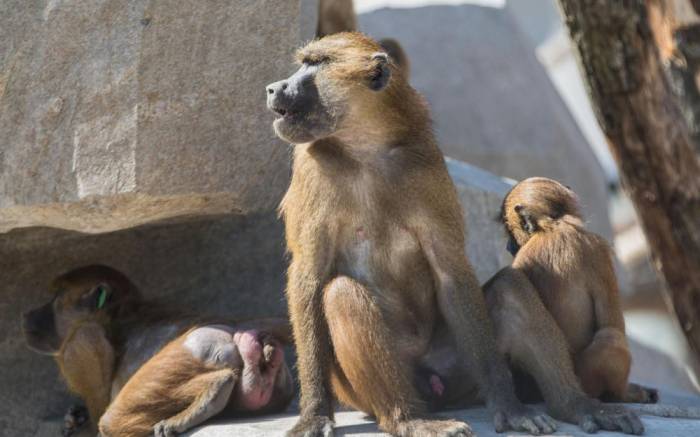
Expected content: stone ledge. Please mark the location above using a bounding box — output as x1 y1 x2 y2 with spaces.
186 393 700 437
0 192 242 235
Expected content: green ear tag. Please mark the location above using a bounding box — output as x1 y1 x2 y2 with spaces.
97 287 108 309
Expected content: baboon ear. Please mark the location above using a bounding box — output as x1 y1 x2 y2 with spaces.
514 204 537 234
368 52 391 91
380 38 410 77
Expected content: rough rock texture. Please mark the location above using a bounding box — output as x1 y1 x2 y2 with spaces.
359 5 614 241
0 0 317 216
0 1 318 436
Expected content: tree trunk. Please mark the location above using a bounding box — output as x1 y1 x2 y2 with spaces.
557 0 700 361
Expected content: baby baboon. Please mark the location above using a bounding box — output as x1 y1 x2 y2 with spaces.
267 32 556 437
22 265 294 437
485 177 700 434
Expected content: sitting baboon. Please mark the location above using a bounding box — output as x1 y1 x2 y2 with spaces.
267 32 559 437
485 177 700 434
22 265 294 437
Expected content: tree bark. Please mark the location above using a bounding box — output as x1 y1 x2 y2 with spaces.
557 0 700 361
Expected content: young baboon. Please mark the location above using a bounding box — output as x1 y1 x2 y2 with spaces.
484 177 700 434
22 265 294 437
266 32 558 437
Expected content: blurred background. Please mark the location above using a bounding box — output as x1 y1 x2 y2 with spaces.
1 0 698 435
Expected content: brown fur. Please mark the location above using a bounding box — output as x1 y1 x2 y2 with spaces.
56 322 115 427
316 1 410 77
276 33 556 437
22 265 294 437
483 177 660 434
501 177 641 401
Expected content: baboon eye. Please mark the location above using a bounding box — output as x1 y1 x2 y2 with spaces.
303 56 328 66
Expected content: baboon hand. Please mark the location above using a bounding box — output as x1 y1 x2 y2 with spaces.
286 415 334 437
493 404 557 435
396 418 474 437
154 420 176 437
62 404 89 436
577 402 644 435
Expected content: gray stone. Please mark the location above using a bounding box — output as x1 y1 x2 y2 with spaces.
185 390 700 436
359 5 613 241
446 158 513 283
0 0 318 216
0 2 316 435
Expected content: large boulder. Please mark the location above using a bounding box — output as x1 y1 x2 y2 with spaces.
359 5 613 241
0 0 317 215
0 1 316 435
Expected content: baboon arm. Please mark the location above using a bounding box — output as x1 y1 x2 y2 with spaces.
58 323 114 426
591 254 626 332
416 223 522 410
287 260 334 419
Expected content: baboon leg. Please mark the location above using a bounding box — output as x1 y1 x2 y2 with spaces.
324 276 472 436
153 369 237 436
486 274 644 434
100 368 237 437
576 328 631 400
485 278 587 422
323 276 422 429
329 364 372 414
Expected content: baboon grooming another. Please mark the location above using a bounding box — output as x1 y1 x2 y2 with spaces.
22 265 294 437
267 32 558 437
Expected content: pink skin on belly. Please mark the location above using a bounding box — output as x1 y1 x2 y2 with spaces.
233 330 284 411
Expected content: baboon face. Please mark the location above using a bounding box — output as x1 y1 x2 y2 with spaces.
502 177 580 252
266 32 392 144
22 265 138 355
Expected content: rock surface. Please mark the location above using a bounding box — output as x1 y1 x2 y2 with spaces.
359 5 614 241
185 389 700 436
0 0 317 216
0 1 316 436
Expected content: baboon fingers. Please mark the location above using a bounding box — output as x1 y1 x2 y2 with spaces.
532 414 557 434
591 408 644 435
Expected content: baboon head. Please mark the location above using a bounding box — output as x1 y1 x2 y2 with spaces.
501 177 581 255
22 265 140 355
266 32 404 144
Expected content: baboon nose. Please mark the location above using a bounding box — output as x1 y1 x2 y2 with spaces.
266 80 288 96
